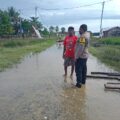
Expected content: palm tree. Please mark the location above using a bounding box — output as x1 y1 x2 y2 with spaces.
61 27 65 34
8 7 20 23
30 17 43 30
0 10 14 36
7 7 20 35
49 26 54 33
55 26 59 33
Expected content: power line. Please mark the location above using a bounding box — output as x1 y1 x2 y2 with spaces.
0 0 113 13
9 0 112 14
38 0 112 11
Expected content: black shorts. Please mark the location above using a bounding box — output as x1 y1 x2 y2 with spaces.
64 57 75 67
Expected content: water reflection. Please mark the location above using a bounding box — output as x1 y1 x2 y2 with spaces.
60 78 87 120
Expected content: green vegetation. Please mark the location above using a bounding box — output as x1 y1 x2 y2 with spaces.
93 37 120 45
90 37 120 72
0 9 14 36
0 7 44 37
0 38 56 71
0 7 66 38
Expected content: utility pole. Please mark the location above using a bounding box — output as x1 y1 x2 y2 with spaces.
100 1 105 38
18 10 22 34
35 6 38 18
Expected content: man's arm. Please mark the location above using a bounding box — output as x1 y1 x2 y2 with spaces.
63 37 66 59
63 46 66 59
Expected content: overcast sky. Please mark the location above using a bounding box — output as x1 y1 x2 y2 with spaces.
0 0 120 32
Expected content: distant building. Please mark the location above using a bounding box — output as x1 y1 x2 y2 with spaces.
92 32 100 38
102 26 120 37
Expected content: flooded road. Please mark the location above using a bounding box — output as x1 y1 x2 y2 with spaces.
0 44 120 120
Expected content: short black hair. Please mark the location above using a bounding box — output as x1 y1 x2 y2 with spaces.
68 26 74 31
80 24 87 32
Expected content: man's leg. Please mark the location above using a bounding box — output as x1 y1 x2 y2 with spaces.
64 58 68 76
75 58 83 88
70 65 74 77
82 59 87 84
64 66 67 76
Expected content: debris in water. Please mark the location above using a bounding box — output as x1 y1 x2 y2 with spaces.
104 83 120 89
44 116 48 120
87 75 120 81
91 72 120 76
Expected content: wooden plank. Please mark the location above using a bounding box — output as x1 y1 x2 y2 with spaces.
104 84 120 89
87 75 120 81
106 82 120 85
91 72 120 76
107 74 120 77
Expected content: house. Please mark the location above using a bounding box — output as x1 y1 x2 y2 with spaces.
102 26 120 37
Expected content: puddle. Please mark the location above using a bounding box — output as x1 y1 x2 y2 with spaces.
0 45 120 120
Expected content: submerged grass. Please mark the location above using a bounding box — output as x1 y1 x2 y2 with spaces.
90 37 120 72
0 38 56 71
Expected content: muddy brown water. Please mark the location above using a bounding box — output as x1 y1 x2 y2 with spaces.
0 44 120 120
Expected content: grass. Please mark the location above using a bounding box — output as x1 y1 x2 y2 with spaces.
90 37 120 72
91 37 120 45
0 38 56 71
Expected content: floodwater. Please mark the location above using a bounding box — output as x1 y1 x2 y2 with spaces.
0 44 120 120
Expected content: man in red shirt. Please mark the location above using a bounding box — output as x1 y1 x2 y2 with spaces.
63 26 78 77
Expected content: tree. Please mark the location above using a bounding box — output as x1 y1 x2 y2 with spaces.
55 26 59 33
21 19 32 34
8 7 20 22
0 7 46 38
61 27 65 34
49 26 54 33
30 17 43 31
7 7 20 35
42 27 49 35
0 10 14 36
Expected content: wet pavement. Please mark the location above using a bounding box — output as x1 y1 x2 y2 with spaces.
0 44 120 120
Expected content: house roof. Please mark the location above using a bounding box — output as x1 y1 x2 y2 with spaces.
102 26 120 32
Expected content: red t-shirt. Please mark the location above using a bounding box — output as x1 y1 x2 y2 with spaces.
63 35 77 58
